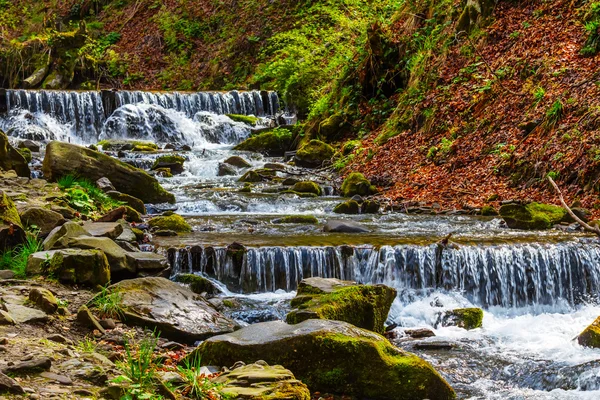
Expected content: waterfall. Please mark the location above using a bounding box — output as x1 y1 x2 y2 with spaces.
1 89 280 144
167 241 600 308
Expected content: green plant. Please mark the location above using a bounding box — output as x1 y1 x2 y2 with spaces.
545 99 564 129
547 171 559 180
533 86 546 105
57 174 77 190
76 337 98 353
90 286 125 319
58 175 123 215
509 31 521 39
177 352 226 399
0 232 41 278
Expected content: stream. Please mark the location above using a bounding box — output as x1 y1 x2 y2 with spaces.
3 89 600 399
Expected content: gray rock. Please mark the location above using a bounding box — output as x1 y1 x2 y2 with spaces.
40 372 72 385
99 319 116 330
116 220 136 242
404 328 436 338
218 163 237 176
19 207 65 236
27 249 110 286
126 251 168 273
96 177 115 192
29 287 58 314
3 357 52 374
42 221 91 251
0 371 25 394
65 236 134 274
0 310 15 325
5 304 48 324
0 270 15 280
224 156 252 168
323 219 370 233
47 334 70 344
18 140 40 152
81 222 124 239
109 277 240 343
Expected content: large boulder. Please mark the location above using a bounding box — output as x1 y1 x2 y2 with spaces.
213 362 310 400
105 277 240 343
42 141 175 204
499 202 567 230
294 140 335 168
286 278 396 334
192 319 455 400
0 190 25 250
19 207 65 236
27 249 110 286
64 236 134 274
333 200 360 214
233 128 293 156
81 221 124 239
0 130 30 178
578 316 600 348
341 172 377 197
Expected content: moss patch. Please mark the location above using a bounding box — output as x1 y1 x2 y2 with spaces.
333 200 360 214
341 172 377 197
148 214 191 232
279 190 318 198
480 205 498 216
273 215 318 224
295 139 335 168
233 128 292 156
291 181 322 196
173 273 220 296
226 114 259 125
499 202 567 230
442 308 483 330
578 316 600 348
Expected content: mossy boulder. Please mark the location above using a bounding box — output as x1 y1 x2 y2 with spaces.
173 273 223 298
362 199 380 214
27 249 111 286
439 308 483 330
578 316 600 348
151 155 186 175
286 278 396 334
499 202 567 230
272 215 318 224
106 191 146 215
154 167 173 178
341 172 377 197
106 277 240 343
192 319 455 400
480 205 498 216
0 190 26 250
318 113 349 140
124 206 143 223
239 169 276 183
213 362 310 400
290 181 322 196
29 287 58 314
224 156 252 168
233 128 292 156
148 214 192 233
0 129 30 178
19 207 66 236
17 148 32 163
42 221 91 251
43 141 175 204
97 140 158 152
294 140 335 168
226 114 259 125
333 200 360 214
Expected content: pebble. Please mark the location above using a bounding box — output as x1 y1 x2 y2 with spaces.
99 318 116 329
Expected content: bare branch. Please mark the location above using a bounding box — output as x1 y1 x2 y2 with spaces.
547 176 600 237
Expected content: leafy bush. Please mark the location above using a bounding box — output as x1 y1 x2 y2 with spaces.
57 175 123 216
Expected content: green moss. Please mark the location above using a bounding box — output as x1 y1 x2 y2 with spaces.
97 140 158 151
480 205 498 216
499 202 567 230
274 215 318 224
578 317 600 348
0 191 23 228
361 200 380 214
151 155 185 171
154 167 173 177
286 285 396 334
341 172 376 197
226 114 259 125
239 170 270 183
148 214 191 232
222 299 235 308
333 200 360 214
17 148 32 162
279 190 318 198
295 140 335 168
173 273 220 296
444 308 483 330
233 128 293 156
291 181 322 196
132 145 157 152
341 140 361 156
131 228 145 241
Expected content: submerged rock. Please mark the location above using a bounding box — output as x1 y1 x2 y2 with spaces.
173 274 223 297
286 277 396 334
578 316 600 348
323 219 369 233
0 129 30 178
192 319 455 400
294 139 335 168
333 200 360 214
340 172 377 197
213 362 310 400
499 202 567 230
108 277 240 343
218 162 237 176
438 308 483 330
272 215 318 224
42 141 175 204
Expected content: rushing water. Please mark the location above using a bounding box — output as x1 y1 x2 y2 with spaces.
3 89 600 399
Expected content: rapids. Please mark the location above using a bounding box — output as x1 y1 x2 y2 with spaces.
2 89 600 399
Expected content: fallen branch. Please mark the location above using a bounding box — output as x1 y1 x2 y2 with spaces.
547 176 600 237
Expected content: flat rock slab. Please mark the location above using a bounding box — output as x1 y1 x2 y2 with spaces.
298 277 357 294
5 304 48 324
0 371 24 394
40 372 73 385
3 357 52 374
125 251 168 272
82 222 124 239
110 277 240 343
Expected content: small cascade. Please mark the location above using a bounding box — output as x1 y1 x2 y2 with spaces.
1 89 280 144
167 241 600 308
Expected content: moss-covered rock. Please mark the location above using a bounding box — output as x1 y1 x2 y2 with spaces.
578 316 600 348
341 172 377 197
29 248 111 286
213 362 310 400
226 114 259 125
0 129 30 178
362 199 380 214
480 205 498 216
148 214 192 233
154 167 173 178
318 113 349 140
106 191 146 214
272 215 318 224
97 140 158 152
295 140 335 168
286 278 396 334
333 200 360 214
439 308 483 330
499 202 567 230
238 168 276 183
290 181 322 196
279 190 318 198
124 206 143 223
19 207 66 236
0 190 26 250
224 155 252 168
43 141 175 204
29 287 58 314
173 273 222 297
192 319 455 400
17 148 32 163
151 155 185 175
233 128 292 156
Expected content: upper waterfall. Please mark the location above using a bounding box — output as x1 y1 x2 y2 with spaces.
0 89 280 145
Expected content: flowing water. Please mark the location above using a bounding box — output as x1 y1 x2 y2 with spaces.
3 89 600 399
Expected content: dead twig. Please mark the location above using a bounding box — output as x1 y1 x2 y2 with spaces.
547 175 600 237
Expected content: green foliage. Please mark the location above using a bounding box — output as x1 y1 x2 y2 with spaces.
57 175 123 216
226 114 259 125
581 2 600 56
89 286 125 319
533 86 546 105
76 337 99 354
0 232 40 278
176 352 227 399
545 99 564 129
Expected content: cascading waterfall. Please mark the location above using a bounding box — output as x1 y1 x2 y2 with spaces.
167 240 600 308
0 89 280 144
